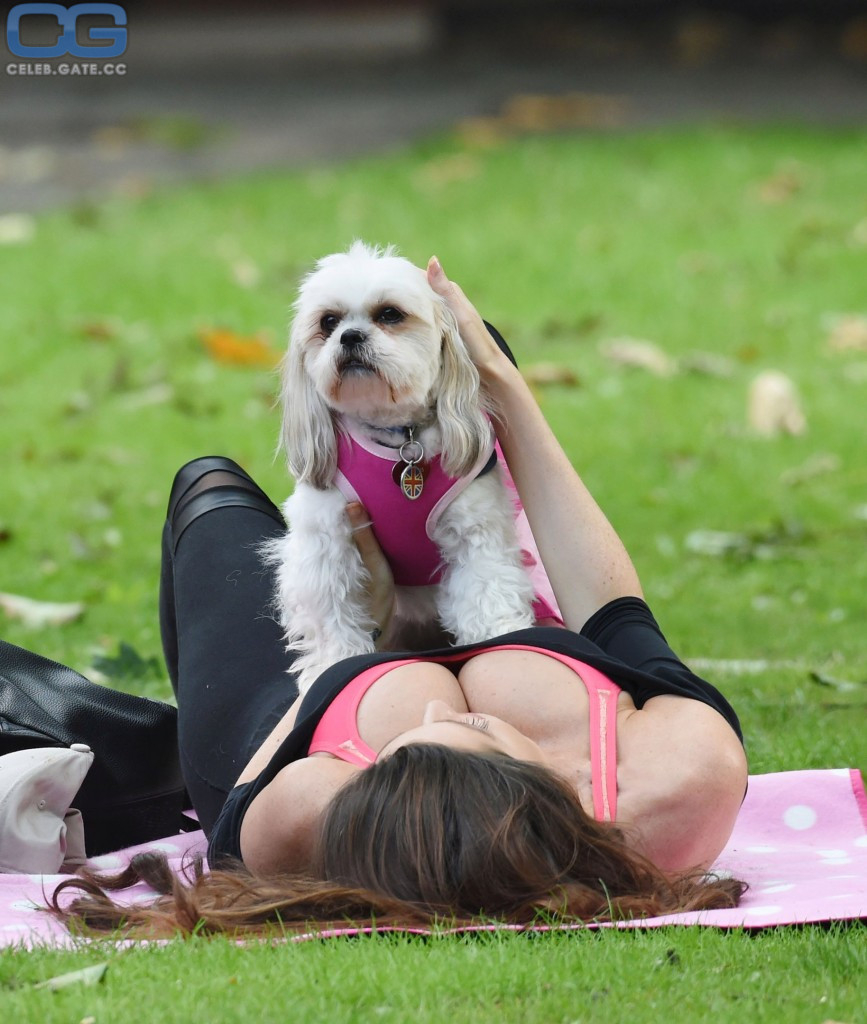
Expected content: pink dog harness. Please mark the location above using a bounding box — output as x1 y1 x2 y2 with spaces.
334 422 496 587
333 420 563 622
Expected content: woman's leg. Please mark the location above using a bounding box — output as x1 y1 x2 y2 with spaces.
159 457 299 832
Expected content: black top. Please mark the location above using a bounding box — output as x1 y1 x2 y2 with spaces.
206 597 743 866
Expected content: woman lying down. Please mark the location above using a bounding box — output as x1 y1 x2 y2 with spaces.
50 259 747 935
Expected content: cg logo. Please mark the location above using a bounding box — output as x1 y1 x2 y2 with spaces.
6 3 127 58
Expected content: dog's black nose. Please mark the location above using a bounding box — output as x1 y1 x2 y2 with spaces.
340 329 366 349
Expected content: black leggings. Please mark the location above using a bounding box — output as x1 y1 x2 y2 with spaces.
159 457 300 833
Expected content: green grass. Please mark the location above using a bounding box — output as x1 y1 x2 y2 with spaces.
1 123 866 1018
1 925 866 1023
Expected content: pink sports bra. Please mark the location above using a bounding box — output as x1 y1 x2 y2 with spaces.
307 645 621 822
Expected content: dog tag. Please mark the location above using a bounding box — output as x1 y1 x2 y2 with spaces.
392 459 428 487
399 462 425 500
394 428 427 500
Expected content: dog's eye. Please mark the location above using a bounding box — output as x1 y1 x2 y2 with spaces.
377 307 404 325
320 314 340 335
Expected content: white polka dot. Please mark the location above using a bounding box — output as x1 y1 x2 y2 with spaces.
145 842 181 854
744 905 782 915
826 874 860 880
783 805 817 830
819 855 853 866
1 923 30 933
829 768 851 777
744 845 778 853
759 883 795 894
854 836 867 848
88 854 123 869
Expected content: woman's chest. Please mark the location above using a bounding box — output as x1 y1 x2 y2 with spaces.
457 648 592 743
352 649 590 751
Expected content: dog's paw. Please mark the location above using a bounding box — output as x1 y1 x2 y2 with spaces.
452 610 535 646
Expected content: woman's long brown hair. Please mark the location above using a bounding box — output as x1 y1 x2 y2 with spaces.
48 744 746 937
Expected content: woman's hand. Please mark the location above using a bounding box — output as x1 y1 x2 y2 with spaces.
427 256 515 383
346 502 395 649
428 255 643 630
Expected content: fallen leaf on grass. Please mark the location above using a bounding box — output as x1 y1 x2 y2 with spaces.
33 962 108 991
0 213 35 245
809 671 864 693
825 314 867 353
77 318 121 341
685 520 809 560
199 327 282 368
747 370 807 436
0 592 86 628
522 363 581 387
599 338 677 377
754 163 806 204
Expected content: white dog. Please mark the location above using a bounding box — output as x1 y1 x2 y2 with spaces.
266 242 536 695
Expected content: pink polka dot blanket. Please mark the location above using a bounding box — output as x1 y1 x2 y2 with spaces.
1 768 864 946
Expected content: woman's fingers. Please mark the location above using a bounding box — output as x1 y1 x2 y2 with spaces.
346 502 395 642
427 256 506 377
346 501 379 556
427 255 473 326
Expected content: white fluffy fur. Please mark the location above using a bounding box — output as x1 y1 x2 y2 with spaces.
267 242 535 694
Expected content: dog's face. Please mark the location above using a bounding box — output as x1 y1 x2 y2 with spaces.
291 242 443 423
282 242 490 488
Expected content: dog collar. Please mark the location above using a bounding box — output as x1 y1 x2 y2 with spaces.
357 419 433 448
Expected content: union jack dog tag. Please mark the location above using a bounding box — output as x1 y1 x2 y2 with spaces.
395 429 426 500
399 461 425 500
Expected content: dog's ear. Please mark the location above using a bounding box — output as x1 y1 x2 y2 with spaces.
435 298 492 477
279 320 337 490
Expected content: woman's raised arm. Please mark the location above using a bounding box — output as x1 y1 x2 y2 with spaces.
428 258 643 632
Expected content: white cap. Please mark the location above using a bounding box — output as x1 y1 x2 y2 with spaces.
0 747 94 873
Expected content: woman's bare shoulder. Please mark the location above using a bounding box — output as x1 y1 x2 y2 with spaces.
240 757 358 874
616 696 748 872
